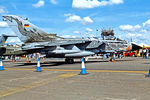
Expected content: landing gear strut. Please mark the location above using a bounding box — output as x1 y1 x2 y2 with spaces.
65 58 74 64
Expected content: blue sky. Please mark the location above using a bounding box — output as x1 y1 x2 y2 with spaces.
0 0 150 45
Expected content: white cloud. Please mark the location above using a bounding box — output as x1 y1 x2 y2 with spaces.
62 35 77 38
50 0 57 4
139 43 149 47
127 33 142 37
72 36 77 38
82 17 93 25
64 13 72 17
62 35 71 38
0 6 8 14
118 19 150 45
65 14 93 25
0 8 5 14
9 39 17 43
0 28 14 35
72 0 124 9
65 14 82 22
140 29 148 33
6 37 21 44
32 0 45 8
86 28 93 32
0 22 8 27
110 0 124 4
73 31 80 34
119 31 150 45
119 24 141 32
143 19 150 28
89 34 95 37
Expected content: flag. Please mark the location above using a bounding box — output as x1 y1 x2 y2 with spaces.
2 41 5 43
24 24 29 27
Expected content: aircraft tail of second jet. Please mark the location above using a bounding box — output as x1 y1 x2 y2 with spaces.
0 34 17 43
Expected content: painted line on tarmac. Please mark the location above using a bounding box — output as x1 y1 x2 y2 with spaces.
5 68 148 73
0 73 77 98
88 70 147 73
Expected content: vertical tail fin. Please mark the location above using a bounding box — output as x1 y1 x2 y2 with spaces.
0 34 8 43
2 15 57 43
0 34 17 43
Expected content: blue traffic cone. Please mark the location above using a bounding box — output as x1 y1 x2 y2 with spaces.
103 54 106 60
148 69 150 77
36 58 41 72
16 57 19 61
80 58 87 75
0 58 4 71
146 53 149 59
33 56 35 61
113 53 115 60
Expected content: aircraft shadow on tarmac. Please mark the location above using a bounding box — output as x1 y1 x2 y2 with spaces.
13 59 134 68
14 60 108 67
14 61 70 67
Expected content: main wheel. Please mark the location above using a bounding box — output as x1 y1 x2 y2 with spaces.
65 58 74 64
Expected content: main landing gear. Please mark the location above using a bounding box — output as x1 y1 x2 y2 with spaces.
65 58 74 64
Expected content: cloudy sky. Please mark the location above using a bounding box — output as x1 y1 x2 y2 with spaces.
0 0 150 45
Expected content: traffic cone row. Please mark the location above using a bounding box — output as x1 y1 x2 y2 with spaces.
2 56 150 78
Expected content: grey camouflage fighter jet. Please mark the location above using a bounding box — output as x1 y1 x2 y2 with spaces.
2 15 129 63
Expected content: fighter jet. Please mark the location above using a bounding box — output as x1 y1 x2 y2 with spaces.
2 15 128 63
